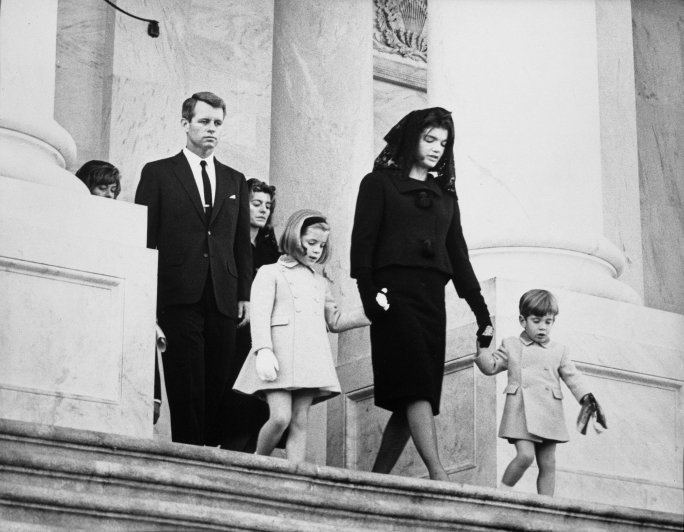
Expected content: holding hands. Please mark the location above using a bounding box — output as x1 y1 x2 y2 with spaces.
256 348 279 381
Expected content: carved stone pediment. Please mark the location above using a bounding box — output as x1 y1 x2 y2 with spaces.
374 0 427 63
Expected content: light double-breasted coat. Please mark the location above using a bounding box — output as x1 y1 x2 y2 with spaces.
474 332 592 442
234 256 370 403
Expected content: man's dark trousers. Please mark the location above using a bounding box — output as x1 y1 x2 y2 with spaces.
158 273 236 446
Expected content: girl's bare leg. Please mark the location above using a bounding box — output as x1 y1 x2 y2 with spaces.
534 441 557 496
285 390 316 464
405 399 449 481
372 409 411 474
255 390 292 457
501 439 535 487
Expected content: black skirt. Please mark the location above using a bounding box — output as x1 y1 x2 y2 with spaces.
370 266 449 415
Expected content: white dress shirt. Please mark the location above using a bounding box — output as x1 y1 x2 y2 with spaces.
183 148 216 211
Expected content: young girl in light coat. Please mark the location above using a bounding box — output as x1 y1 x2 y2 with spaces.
233 209 370 463
474 289 598 496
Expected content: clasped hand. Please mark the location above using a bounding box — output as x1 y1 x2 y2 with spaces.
256 348 279 382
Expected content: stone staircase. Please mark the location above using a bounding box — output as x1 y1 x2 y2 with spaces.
0 420 680 531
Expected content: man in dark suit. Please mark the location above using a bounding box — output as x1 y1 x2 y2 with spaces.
135 92 252 446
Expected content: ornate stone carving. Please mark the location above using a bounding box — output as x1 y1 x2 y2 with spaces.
374 0 427 63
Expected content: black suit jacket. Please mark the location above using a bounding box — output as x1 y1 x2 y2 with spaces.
350 170 480 297
135 151 252 318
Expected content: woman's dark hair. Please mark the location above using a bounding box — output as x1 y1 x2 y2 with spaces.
75 160 121 198
247 178 279 252
405 108 454 175
373 107 457 195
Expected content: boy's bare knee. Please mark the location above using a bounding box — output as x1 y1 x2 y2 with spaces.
537 453 555 471
516 450 535 469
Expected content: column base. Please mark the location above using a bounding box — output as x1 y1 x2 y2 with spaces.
0 177 158 439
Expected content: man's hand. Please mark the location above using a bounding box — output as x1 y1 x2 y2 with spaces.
255 348 279 381
237 300 250 328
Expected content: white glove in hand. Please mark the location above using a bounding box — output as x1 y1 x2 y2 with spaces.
256 348 279 382
376 288 390 311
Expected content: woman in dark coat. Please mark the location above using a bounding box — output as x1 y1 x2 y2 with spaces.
221 179 281 452
350 108 492 480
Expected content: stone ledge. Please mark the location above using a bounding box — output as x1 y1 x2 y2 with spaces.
0 420 681 532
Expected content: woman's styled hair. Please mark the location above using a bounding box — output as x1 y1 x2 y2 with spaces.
279 209 332 265
519 289 559 318
75 160 121 198
247 178 277 228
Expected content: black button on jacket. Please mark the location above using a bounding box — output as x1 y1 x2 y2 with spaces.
350 171 480 297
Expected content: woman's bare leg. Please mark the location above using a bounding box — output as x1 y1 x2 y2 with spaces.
285 390 316 464
405 399 449 481
534 441 557 496
372 409 411 474
255 390 292 457
501 439 535 487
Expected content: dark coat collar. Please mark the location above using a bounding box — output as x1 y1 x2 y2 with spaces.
387 172 443 197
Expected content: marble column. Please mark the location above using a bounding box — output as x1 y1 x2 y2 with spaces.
268 0 374 464
428 0 640 305
423 0 683 512
0 0 157 438
0 0 82 192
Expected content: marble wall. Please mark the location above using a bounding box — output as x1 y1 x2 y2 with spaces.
55 0 275 202
632 0 684 315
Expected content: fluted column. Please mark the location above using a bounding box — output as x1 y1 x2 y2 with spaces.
0 0 82 192
428 0 640 304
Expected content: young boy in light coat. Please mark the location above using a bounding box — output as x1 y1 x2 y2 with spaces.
473 289 595 496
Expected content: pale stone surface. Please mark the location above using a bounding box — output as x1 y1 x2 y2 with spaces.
55 0 112 169
0 0 80 193
632 0 684 315
0 179 158 439
54 0 275 200
268 0 374 464
427 0 639 305
596 0 644 298
1 419 681 532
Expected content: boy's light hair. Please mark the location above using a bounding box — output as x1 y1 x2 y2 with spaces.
519 289 559 318
279 209 332 265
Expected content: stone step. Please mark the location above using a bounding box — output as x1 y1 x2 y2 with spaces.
0 420 681 532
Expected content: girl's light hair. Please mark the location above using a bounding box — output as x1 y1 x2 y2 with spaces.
279 209 332 264
519 289 559 318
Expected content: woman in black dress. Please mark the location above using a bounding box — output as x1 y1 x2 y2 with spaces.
221 179 281 452
350 108 492 480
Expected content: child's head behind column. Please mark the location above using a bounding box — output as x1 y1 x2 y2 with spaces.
518 289 559 344
280 209 331 267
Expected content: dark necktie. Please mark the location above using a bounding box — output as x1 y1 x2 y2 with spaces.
200 160 212 225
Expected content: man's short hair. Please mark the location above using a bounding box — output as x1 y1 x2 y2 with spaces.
519 289 559 318
182 92 226 121
279 209 332 265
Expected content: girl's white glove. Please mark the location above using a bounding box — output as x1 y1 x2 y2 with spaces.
376 288 390 311
256 348 279 382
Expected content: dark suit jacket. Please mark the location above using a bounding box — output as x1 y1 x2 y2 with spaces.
350 170 480 297
135 151 252 318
